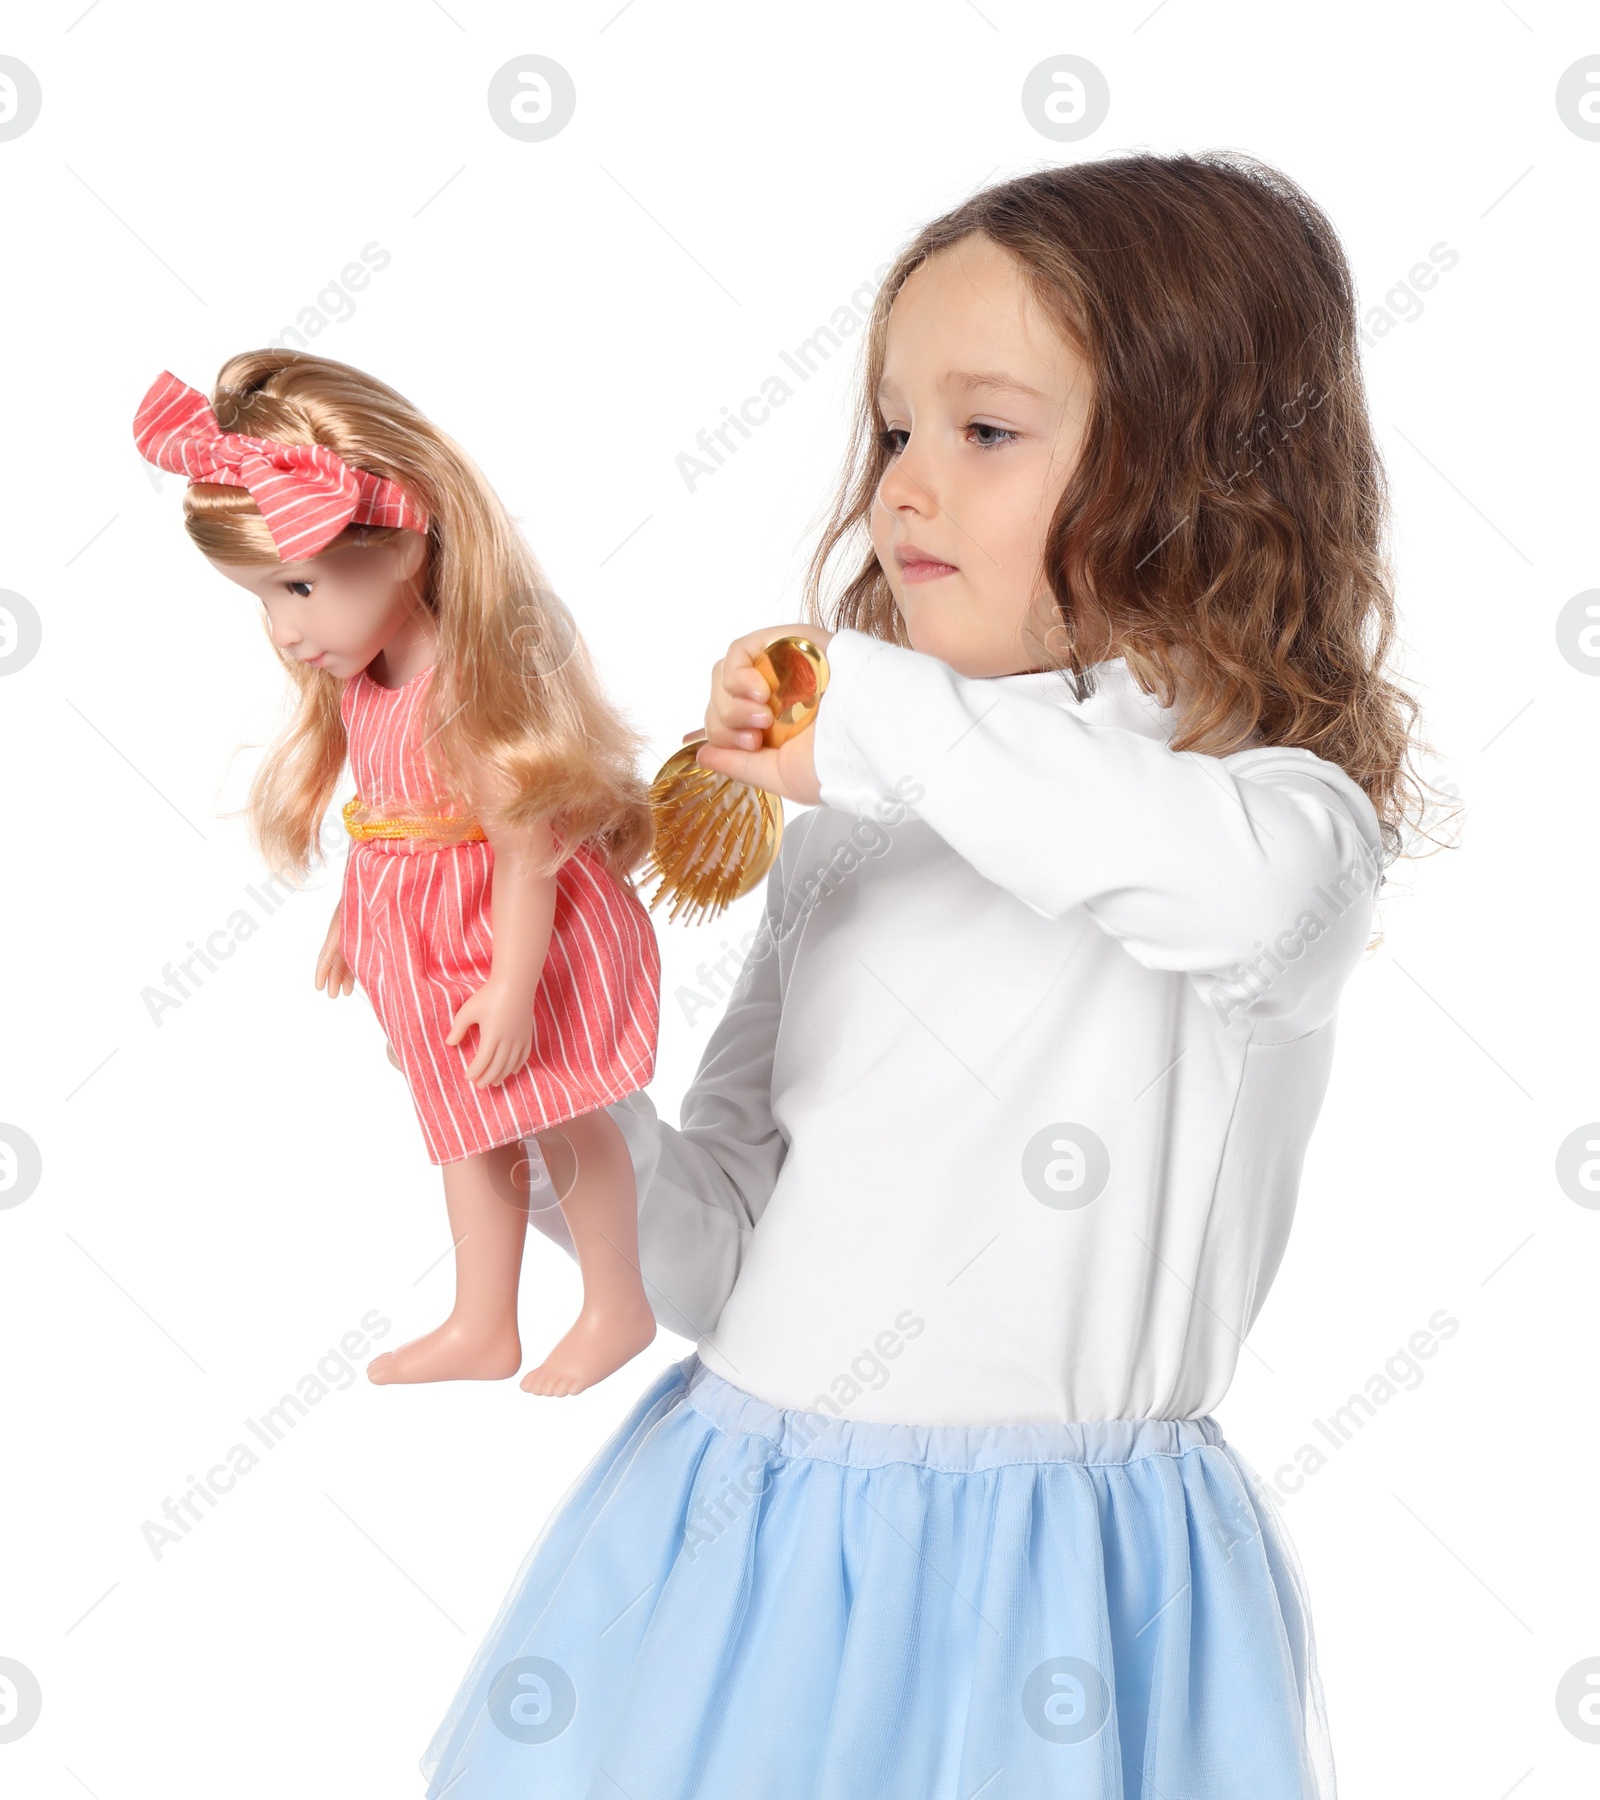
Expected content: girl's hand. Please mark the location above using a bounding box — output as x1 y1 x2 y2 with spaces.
694 624 834 807
446 978 536 1088
314 902 355 997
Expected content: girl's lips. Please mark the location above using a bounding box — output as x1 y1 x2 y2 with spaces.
898 558 958 585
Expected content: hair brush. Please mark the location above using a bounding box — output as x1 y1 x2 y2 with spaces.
638 635 830 926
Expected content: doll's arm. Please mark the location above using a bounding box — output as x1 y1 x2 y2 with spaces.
482 815 558 1000
313 900 355 997
811 627 1388 1038
526 846 790 1343
445 814 558 1087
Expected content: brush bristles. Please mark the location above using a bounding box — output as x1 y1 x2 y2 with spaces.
640 763 769 926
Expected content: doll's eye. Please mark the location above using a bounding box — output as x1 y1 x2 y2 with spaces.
284 580 314 597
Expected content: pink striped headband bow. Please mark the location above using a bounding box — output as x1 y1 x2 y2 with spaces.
132 369 430 562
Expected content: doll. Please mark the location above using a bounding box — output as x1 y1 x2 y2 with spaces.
132 353 661 1397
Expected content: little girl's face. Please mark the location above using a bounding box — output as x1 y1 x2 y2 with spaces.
205 530 430 681
870 234 1099 677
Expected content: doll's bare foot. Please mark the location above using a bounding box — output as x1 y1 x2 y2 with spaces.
367 1317 522 1385
519 1295 657 1397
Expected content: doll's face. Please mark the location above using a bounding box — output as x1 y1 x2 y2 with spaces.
869 234 1106 677
205 530 431 683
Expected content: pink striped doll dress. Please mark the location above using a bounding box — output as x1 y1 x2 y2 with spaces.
339 660 660 1165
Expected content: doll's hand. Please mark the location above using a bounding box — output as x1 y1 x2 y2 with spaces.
446 978 536 1088
694 624 832 807
314 903 355 998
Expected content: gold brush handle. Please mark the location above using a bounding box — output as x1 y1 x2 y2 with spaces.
638 634 832 925
751 635 830 746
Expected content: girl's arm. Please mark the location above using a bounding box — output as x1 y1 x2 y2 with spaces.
806 627 1386 1040
526 831 793 1343
445 814 559 1088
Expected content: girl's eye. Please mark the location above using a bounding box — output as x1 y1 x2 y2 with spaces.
967 422 1019 449
873 422 1019 455
284 580 313 597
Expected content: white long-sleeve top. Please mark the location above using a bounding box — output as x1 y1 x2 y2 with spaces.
540 628 1386 1425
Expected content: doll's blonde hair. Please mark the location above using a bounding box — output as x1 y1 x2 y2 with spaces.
806 151 1458 885
182 349 653 885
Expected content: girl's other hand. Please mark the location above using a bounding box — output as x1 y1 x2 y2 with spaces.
446 978 536 1088
695 624 833 806
315 903 355 997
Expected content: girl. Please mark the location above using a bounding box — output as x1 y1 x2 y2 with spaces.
132 353 662 1397
423 152 1445 1796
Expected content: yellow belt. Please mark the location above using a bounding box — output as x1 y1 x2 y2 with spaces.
343 795 486 843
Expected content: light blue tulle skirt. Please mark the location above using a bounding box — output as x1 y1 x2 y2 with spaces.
422 1353 1335 1799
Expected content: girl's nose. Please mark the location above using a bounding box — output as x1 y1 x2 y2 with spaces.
876 443 939 518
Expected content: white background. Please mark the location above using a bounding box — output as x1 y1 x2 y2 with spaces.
2 3 1594 1796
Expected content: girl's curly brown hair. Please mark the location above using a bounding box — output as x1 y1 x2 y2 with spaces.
805 150 1458 888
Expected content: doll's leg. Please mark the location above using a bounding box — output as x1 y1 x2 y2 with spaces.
366 1139 528 1384
519 1107 656 1397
